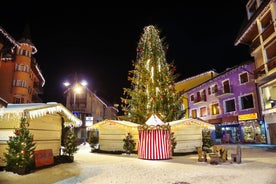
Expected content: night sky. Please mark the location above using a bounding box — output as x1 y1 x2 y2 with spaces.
0 2 252 106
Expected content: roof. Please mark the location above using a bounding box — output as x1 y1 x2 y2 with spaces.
145 114 164 126
169 118 215 129
90 119 139 129
175 70 217 85
0 102 82 126
185 60 254 93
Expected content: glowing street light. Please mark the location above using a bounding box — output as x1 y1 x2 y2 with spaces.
63 76 88 111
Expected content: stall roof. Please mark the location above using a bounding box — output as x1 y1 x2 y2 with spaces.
0 102 82 126
145 114 164 126
90 119 139 129
169 118 215 129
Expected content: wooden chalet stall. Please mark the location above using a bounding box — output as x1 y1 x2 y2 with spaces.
90 120 139 152
0 103 81 167
169 118 215 153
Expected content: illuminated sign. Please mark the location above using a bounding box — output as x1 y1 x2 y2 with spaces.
86 116 93 126
238 113 257 121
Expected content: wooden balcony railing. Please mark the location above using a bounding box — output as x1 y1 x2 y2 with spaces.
261 23 275 42
254 64 265 78
267 56 276 71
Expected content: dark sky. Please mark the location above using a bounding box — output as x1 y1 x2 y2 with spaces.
1 3 252 105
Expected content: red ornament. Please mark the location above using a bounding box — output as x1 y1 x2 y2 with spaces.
15 130 21 135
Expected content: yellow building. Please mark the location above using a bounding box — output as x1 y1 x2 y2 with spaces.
0 26 45 104
175 70 217 118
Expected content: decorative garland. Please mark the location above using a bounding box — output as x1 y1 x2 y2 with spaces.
138 123 171 131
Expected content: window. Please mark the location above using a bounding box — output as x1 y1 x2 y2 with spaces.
191 109 197 118
14 97 21 104
210 103 220 115
196 92 201 102
190 95 194 102
200 106 207 117
225 99 236 113
210 84 218 94
13 97 24 104
240 94 254 110
208 87 211 95
247 0 258 19
13 80 28 88
223 80 231 93
15 64 29 72
261 83 276 109
201 90 206 101
240 72 249 84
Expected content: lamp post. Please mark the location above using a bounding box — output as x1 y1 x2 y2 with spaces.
63 79 87 111
63 74 88 144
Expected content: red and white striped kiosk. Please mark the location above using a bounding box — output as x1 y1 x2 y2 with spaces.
138 114 172 160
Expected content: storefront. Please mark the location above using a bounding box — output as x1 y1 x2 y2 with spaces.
213 113 266 144
238 113 266 143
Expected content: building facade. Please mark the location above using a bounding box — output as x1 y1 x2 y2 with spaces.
0 26 45 104
175 70 218 118
235 0 276 144
187 61 265 144
64 79 118 144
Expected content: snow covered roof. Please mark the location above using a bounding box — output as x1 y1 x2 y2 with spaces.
0 102 82 126
90 119 139 129
169 118 215 129
145 114 164 126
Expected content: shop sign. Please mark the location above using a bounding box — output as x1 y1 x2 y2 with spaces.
238 113 257 121
86 116 93 126
34 149 54 167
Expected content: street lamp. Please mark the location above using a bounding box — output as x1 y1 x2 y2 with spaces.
63 75 88 145
63 79 88 111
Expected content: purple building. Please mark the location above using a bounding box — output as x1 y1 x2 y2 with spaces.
187 61 266 144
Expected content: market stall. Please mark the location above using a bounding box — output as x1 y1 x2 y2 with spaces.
138 114 172 160
169 118 215 153
0 102 81 167
89 120 139 152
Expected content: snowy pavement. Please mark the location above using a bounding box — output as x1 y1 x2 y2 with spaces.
1 143 276 184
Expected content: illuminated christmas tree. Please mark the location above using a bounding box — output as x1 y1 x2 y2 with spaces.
123 132 136 154
121 25 182 124
63 128 78 158
4 117 36 174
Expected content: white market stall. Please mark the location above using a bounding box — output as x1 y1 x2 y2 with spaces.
89 120 139 152
0 102 81 167
169 118 215 153
138 114 172 160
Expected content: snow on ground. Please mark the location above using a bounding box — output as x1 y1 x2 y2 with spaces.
1 143 276 184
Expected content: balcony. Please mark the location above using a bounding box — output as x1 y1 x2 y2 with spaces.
250 36 261 52
254 57 276 80
261 23 275 42
267 57 276 71
254 64 265 79
215 88 233 98
193 95 206 104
